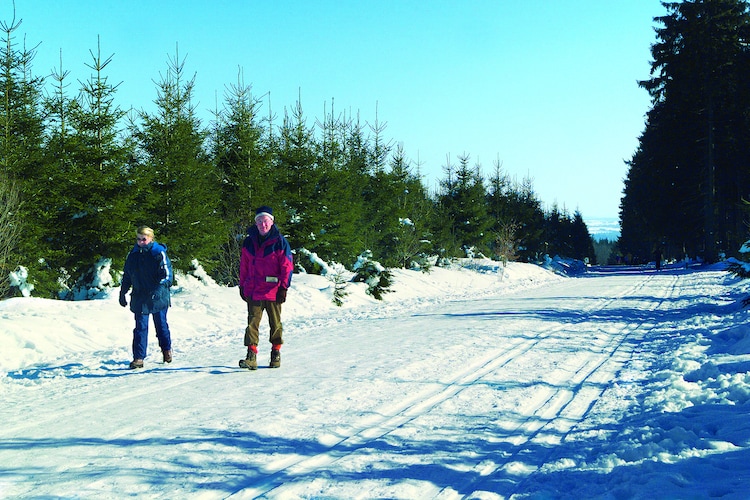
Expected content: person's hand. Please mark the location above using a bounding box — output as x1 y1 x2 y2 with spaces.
119 293 127 307
239 287 246 302
276 287 287 304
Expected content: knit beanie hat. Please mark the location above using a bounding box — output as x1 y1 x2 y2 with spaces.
255 206 274 221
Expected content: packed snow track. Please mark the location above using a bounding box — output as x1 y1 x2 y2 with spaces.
0 265 739 499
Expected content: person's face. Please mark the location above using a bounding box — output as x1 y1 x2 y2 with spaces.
136 233 152 247
256 215 273 236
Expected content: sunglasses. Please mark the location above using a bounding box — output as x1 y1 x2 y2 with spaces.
136 237 149 242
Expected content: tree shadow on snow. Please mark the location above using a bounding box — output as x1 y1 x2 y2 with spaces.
3 401 749 498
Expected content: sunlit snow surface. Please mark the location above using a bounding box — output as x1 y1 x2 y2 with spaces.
2 260 749 499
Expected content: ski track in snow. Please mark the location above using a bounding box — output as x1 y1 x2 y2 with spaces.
0 267 732 498
229 272 683 498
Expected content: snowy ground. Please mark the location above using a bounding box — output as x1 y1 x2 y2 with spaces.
1 260 750 499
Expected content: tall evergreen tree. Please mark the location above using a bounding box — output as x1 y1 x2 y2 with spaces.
211 71 271 222
570 210 596 263
209 72 270 284
274 96 323 266
315 103 365 265
511 176 546 262
129 47 225 271
0 172 21 297
43 39 135 296
436 154 491 258
486 159 520 261
0 14 52 295
544 205 564 257
622 0 750 261
360 110 398 262
388 144 434 268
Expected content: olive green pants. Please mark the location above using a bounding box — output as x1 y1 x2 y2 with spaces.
244 300 283 347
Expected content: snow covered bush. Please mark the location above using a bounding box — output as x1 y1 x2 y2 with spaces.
9 266 34 297
542 255 587 277
297 248 335 275
726 239 750 305
63 258 115 301
297 249 352 305
352 250 392 300
393 217 433 272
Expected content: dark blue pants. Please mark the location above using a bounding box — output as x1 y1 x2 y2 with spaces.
132 309 171 360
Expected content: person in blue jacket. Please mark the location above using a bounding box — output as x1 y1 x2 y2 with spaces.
119 226 173 369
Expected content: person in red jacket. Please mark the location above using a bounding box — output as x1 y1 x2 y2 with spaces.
238 206 294 369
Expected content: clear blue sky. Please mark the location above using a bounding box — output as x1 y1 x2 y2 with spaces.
6 0 665 221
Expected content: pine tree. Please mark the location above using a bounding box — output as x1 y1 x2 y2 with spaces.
544 205 569 258
436 154 491 258
314 103 365 265
360 109 399 264
129 47 225 271
273 95 323 267
209 71 270 284
43 39 134 297
0 172 21 297
211 70 271 222
511 176 546 262
487 159 520 262
622 0 750 261
0 14 52 295
371 143 433 268
570 210 596 263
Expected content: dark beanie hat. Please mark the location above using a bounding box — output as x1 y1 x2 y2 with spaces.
255 206 274 221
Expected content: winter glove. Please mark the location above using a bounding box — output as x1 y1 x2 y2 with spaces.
276 287 287 304
239 287 246 302
119 293 127 307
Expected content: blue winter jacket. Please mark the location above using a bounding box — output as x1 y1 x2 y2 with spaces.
120 241 173 314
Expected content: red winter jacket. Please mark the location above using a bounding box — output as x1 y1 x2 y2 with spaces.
239 224 294 301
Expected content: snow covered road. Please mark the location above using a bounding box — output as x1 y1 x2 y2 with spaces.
2 264 749 499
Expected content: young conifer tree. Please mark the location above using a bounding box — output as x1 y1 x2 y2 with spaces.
0 14 53 295
273 96 323 268
437 153 491 258
322 110 367 264
209 70 270 284
388 144 434 269
211 70 270 221
47 39 135 297
129 46 226 272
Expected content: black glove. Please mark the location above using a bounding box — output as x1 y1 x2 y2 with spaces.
276 287 287 304
239 287 246 302
119 293 127 307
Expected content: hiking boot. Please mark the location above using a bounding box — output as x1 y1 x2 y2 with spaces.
269 349 281 368
129 359 144 369
162 350 172 363
239 350 258 370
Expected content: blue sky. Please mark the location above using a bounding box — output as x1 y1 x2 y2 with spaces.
6 1 664 221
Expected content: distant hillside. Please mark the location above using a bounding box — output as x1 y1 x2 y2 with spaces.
585 217 620 241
